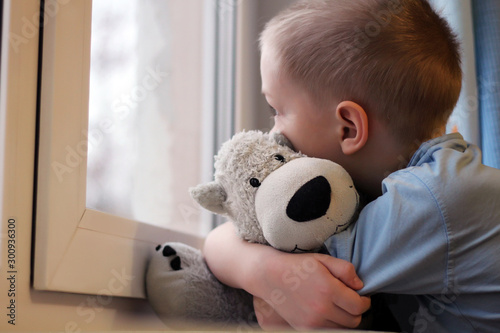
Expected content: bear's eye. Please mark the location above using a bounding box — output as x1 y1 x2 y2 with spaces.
274 154 285 163
249 178 261 188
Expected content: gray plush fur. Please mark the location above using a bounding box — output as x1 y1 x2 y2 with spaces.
191 131 304 244
145 130 358 328
146 243 254 326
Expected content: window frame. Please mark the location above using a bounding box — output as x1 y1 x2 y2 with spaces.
33 0 236 298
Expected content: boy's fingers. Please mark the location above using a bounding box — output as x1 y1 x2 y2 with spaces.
325 303 365 329
325 271 370 315
316 254 364 290
332 284 371 317
315 254 371 316
290 301 364 330
254 297 291 330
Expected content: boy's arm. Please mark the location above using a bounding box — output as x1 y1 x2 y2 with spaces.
203 222 371 329
331 171 454 295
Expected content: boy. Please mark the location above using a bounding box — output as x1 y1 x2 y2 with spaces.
204 0 500 331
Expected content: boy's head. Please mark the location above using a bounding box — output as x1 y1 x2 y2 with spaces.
260 0 462 147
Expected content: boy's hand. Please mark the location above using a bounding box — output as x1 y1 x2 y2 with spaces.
204 222 370 329
253 251 371 330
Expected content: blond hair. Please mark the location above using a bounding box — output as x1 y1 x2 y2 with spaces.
260 0 462 144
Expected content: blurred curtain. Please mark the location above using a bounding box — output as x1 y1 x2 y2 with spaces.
472 0 500 169
430 0 480 146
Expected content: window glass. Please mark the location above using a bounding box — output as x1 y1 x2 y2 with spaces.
87 0 206 236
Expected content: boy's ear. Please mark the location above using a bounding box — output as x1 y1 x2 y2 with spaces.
336 101 369 155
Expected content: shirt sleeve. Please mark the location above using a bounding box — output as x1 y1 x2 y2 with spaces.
329 169 450 295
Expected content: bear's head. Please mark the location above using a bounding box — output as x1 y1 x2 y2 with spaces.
189 130 359 252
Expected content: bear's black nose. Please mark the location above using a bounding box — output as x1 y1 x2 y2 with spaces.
286 176 331 222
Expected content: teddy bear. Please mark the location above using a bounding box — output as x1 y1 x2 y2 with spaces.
145 130 359 327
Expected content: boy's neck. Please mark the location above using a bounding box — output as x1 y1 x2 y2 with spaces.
349 121 427 201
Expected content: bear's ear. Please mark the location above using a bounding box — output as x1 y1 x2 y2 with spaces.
271 132 295 151
189 181 227 215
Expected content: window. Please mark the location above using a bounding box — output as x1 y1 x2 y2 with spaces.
34 0 237 298
86 0 208 235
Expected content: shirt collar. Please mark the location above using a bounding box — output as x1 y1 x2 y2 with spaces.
408 133 466 167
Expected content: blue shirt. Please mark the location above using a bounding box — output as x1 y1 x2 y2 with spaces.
329 133 500 332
